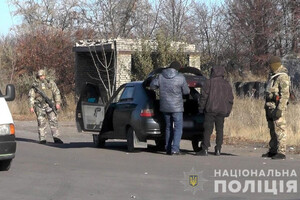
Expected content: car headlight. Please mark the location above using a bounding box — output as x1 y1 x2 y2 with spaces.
0 124 15 136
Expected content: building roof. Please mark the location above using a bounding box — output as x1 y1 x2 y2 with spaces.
73 38 198 54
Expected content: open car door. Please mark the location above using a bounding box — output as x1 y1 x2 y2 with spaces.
76 83 105 132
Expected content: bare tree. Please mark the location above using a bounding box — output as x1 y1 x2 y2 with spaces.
86 43 116 101
275 0 300 55
9 0 81 32
224 0 281 74
79 0 141 39
191 1 227 64
130 0 161 38
0 36 17 84
158 0 192 41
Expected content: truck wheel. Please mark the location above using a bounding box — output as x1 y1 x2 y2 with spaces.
126 127 135 152
93 134 106 148
0 159 12 171
192 138 202 152
155 139 165 151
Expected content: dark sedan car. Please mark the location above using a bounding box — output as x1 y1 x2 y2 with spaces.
76 67 206 152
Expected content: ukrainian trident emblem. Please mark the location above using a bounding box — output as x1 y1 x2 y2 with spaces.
181 168 207 195
189 175 198 187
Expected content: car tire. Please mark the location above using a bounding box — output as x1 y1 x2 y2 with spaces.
0 159 12 171
126 127 135 152
93 134 106 148
192 138 202 152
155 139 165 151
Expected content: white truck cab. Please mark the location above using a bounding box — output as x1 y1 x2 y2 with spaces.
0 84 16 171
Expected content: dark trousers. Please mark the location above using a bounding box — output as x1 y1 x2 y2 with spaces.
201 113 225 150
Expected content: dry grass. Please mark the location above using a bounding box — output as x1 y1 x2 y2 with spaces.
7 93 300 149
8 93 77 121
224 97 300 149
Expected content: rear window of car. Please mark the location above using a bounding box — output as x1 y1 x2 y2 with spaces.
119 86 135 101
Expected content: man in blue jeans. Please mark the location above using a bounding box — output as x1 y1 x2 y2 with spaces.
150 61 190 155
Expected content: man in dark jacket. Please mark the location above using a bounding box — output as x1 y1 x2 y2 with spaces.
197 66 234 156
150 61 190 155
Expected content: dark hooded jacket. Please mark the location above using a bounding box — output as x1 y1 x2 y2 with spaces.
150 68 190 113
198 66 234 117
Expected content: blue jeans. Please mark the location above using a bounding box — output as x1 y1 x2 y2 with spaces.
163 112 183 153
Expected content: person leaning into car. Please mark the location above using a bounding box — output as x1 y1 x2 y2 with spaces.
197 66 234 156
150 61 190 155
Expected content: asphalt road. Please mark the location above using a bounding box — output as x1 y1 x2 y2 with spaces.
0 120 299 200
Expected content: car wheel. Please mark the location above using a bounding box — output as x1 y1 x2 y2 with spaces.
155 139 165 151
192 138 202 152
93 134 106 148
126 127 135 152
0 159 12 171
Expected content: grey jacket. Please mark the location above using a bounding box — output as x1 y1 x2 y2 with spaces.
150 68 190 113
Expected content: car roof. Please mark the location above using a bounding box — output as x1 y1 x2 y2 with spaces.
125 81 143 86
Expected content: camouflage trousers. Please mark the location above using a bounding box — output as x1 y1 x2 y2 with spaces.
34 105 60 141
267 112 287 154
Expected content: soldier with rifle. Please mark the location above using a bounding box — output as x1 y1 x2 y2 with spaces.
28 69 63 144
263 56 290 160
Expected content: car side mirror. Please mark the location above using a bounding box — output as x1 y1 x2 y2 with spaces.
4 84 15 101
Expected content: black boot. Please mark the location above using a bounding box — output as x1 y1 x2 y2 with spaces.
53 137 63 144
272 153 286 160
215 147 221 156
196 149 208 156
39 140 46 144
262 152 277 158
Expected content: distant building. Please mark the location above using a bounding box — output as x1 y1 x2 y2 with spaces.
73 38 200 100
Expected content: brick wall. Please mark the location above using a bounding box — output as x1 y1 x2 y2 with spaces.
116 53 132 89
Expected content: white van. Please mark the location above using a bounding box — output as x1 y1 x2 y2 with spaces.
0 84 16 171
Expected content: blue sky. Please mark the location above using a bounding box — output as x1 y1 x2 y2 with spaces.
0 0 224 36
0 0 17 36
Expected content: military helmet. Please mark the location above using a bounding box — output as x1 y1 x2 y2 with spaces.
269 56 282 73
37 69 46 77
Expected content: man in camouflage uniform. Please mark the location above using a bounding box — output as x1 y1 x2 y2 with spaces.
28 69 63 144
263 56 290 160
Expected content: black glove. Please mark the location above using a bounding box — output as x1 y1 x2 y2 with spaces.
273 109 282 119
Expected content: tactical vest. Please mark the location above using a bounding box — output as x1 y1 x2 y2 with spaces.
265 73 286 102
35 80 54 104
265 72 290 110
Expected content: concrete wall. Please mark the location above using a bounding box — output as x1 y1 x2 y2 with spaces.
189 54 201 69
74 38 201 99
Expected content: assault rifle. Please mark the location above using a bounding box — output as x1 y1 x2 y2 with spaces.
32 85 57 115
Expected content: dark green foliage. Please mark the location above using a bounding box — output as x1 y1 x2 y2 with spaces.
132 32 188 80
